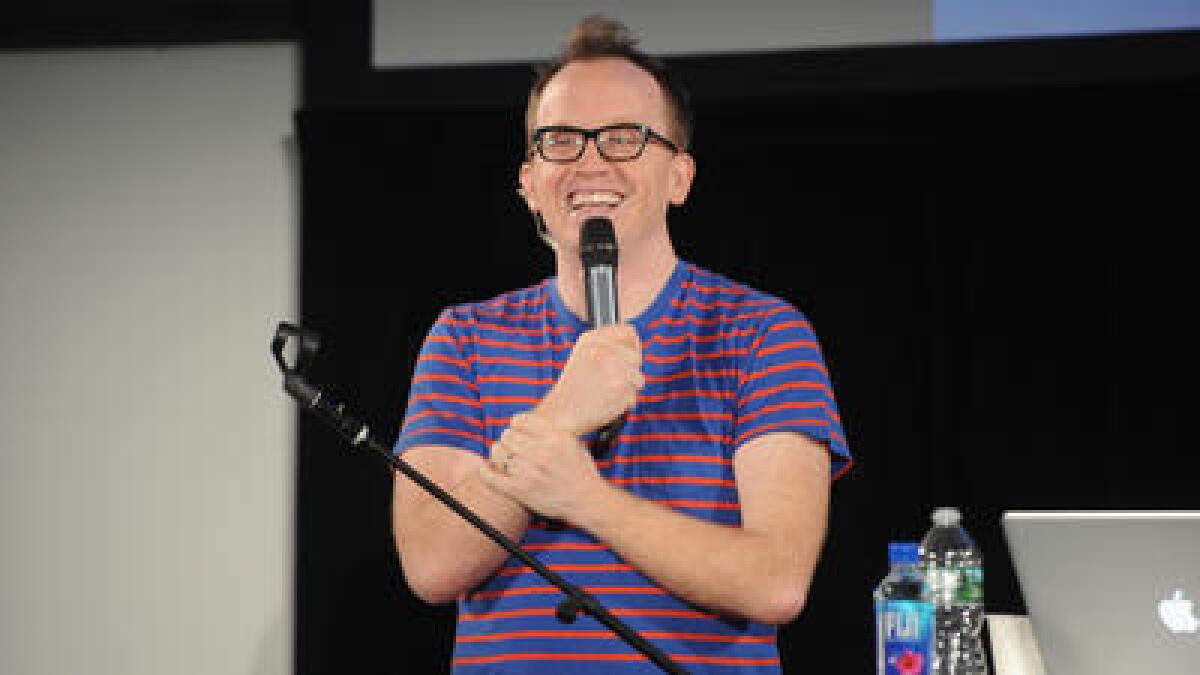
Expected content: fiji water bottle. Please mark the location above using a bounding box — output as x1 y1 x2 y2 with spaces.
919 507 988 674
875 542 934 675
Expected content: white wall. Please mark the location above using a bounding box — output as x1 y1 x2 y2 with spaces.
0 44 296 675
373 0 930 68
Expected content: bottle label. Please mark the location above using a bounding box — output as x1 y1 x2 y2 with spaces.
925 568 959 604
877 599 933 674
925 566 984 604
959 566 983 603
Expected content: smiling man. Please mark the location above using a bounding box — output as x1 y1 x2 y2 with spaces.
391 16 852 674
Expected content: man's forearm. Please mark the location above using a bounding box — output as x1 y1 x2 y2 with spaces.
475 413 831 624
393 454 531 605
571 481 819 625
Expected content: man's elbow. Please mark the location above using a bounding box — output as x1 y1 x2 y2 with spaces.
752 580 809 626
395 538 471 606
400 560 464 606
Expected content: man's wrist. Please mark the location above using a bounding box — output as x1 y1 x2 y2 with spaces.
531 396 583 436
571 474 624 533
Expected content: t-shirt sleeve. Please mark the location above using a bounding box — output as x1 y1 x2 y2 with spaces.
392 309 489 458
734 304 851 478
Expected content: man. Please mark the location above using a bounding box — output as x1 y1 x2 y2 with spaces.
392 16 851 673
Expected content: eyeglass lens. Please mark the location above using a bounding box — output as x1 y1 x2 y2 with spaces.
539 126 648 162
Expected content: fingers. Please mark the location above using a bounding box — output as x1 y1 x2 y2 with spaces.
482 434 522 496
478 460 518 498
623 362 646 392
577 327 643 391
597 337 643 404
605 322 641 350
511 410 590 436
588 324 641 369
491 418 545 472
536 324 644 436
488 433 517 475
507 411 543 433
480 418 600 521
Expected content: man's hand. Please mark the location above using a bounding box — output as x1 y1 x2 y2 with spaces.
535 324 643 436
479 411 608 520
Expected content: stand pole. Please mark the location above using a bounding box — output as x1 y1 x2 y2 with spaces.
273 322 688 674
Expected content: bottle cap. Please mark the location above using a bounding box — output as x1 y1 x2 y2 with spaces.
932 506 962 526
888 542 921 565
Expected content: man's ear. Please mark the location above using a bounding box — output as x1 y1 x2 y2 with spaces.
669 152 696 206
518 162 555 248
518 162 538 212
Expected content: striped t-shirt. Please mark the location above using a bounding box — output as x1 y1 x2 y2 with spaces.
395 260 851 673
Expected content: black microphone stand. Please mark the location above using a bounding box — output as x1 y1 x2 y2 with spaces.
271 323 688 675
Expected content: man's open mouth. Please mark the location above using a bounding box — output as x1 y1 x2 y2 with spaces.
569 191 624 211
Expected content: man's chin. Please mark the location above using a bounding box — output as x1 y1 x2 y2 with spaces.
545 209 633 252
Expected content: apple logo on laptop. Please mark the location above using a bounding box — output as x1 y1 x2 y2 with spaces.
1158 589 1199 634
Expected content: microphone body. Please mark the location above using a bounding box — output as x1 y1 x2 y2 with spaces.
580 217 625 449
584 253 619 327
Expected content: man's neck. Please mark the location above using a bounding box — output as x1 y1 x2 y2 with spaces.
555 235 678 324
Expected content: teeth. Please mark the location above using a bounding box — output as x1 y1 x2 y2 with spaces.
570 191 622 209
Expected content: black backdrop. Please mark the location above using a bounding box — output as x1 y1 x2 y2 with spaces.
296 6 1198 673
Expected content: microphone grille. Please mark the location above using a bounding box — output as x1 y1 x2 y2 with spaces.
580 217 617 267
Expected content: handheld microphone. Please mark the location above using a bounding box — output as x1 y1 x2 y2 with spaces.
581 217 619 325
580 217 625 449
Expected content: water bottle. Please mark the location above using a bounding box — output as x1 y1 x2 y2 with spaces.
919 507 988 674
875 542 934 675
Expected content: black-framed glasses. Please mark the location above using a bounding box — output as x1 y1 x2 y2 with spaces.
530 123 679 163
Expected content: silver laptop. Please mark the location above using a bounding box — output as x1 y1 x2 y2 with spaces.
1002 511 1200 675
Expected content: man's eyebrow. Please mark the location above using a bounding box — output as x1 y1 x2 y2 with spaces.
538 121 645 130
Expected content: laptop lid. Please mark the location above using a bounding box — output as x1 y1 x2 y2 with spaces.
1002 511 1200 675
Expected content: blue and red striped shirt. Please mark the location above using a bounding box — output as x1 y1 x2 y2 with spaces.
395 261 851 673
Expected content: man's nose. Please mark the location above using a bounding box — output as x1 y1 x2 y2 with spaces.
576 139 611 170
